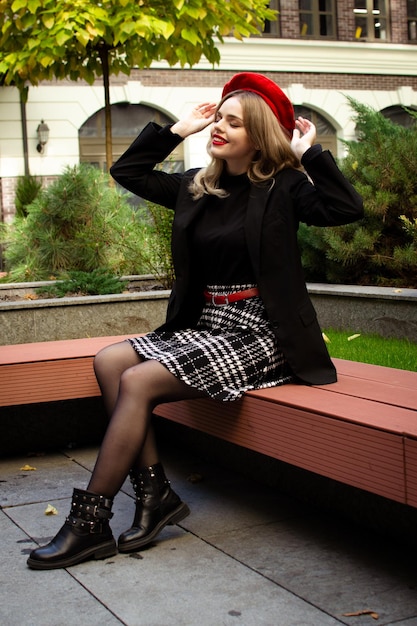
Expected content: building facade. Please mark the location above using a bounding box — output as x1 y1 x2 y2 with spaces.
0 0 416 222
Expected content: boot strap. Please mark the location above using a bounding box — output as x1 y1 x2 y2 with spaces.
73 501 113 519
71 493 114 520
66 515 108 534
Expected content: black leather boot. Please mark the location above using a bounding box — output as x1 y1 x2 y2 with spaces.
118 463 190 552
27 488 117 570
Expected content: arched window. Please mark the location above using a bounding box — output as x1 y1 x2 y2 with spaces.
79 103 183 172
293 105 337 153
381 105 417 128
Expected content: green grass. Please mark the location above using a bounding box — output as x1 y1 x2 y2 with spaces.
323 328 417 372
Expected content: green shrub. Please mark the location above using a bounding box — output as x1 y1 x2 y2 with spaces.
299 99 417 287
141 201 174 289
1 164 153 282
36 269 128 297
14 175 42 218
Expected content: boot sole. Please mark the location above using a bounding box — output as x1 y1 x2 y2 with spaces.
118 502 190 553
26 539 117 570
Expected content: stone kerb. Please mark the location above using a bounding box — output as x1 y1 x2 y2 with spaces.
0 279 416 345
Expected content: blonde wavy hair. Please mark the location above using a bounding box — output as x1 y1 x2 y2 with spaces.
189 90 301 200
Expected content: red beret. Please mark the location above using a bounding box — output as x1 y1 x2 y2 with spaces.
222 72 295 137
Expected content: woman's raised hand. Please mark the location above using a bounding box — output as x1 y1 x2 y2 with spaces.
171 103 217 138
291 116 317 159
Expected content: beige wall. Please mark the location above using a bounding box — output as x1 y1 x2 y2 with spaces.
1 37 417 218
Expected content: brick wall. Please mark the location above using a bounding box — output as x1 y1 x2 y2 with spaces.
0 175 57 224
132 68 417 91
0 177 18 224
391 0 409 41
336 1 357 41
279 0 300 39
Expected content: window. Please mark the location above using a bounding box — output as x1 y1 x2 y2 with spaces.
381 105 417 127
293 106 337 154
260 0 280 37
353 0 389 40
407 0 417 41
299 0 336 38
79 103 183 173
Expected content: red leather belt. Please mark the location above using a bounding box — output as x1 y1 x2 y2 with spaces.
203 287 260 305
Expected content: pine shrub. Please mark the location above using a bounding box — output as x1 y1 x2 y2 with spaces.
298 99 417 287
14 175 42 218
36 269 128 297
1 164 152 282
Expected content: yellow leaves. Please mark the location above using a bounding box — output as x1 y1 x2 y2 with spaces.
11 0 26 11
1 0 278 80
56 29 71 47
20 464 36 471
27 0 41 13
76 28 90 47
44 504 58 515
352 161 359 171
41 13 54 29
343 609 379 620
85 22 100 38
157 19 175 40
181 27 201 46
323 330 362 344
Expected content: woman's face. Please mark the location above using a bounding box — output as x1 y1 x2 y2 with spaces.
209 96 257 174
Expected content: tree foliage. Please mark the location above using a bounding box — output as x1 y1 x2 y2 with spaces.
0 0 275 86
299 98 417 287
0 0 275 168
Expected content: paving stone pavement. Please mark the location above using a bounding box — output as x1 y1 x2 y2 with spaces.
1 444 417 626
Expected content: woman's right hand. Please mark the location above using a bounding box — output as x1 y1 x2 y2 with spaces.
171 102 217 138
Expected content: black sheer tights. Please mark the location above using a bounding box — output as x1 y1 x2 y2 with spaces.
88 341 204 498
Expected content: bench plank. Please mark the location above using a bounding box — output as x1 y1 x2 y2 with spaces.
0 336 131 407
0 359 100 405
1 335 416 509
248 382 417 436
334 357 417 389
153 396 407 504
0 335 132 365
404 438 417 507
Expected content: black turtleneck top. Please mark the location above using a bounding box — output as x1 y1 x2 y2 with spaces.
190 173 256 286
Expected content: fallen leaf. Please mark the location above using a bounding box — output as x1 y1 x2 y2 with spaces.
343 609 379 620
23 293 38 300
394 289 402 293
348 333 361 341
20 464 36 471
44 504 58 515
322 332 331 344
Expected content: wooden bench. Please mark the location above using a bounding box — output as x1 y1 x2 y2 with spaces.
1 336 417 508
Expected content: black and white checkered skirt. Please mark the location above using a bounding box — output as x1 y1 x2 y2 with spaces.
128 284 293 402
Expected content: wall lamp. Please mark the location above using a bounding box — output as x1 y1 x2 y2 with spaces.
36 120 50 153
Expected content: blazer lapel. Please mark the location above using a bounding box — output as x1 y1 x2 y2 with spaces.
171 195 209 273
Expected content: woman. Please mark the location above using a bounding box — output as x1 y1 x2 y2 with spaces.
27 72 363 570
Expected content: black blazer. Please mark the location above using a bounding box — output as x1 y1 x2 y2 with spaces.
111 123 364 385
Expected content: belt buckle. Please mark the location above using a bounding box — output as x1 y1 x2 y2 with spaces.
212 294 229 306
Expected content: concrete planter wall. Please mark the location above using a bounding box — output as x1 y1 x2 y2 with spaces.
0 276 170 346
0 278 416 345
308 284 417 343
